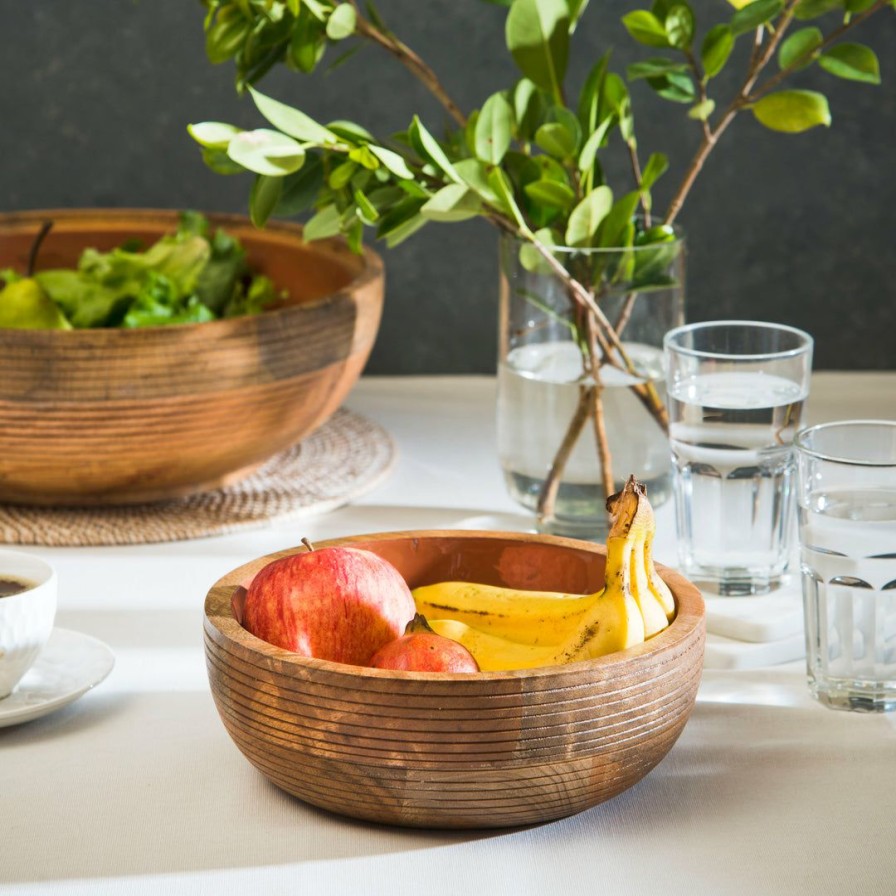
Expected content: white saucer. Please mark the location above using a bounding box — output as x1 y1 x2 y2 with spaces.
0 627 115 728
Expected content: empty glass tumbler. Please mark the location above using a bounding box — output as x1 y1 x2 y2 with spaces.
663 321 813 595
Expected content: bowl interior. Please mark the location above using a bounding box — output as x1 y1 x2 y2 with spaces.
211 529 705 679
0 208 369 307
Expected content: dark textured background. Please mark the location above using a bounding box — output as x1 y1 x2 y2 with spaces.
2 1 895 372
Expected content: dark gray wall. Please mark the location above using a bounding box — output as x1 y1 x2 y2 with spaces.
2 1 895 372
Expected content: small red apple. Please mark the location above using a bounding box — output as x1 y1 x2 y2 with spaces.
369 614 481 673
243 539 416 666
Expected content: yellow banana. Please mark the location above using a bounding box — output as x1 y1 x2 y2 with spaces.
611 479 673 638
547 480 647 664
645 522 675 619
428 619 557 672
412 581 598 646
425 478 675 670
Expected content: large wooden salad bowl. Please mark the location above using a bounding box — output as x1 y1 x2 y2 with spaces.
204 530 706 829
0 209 383 505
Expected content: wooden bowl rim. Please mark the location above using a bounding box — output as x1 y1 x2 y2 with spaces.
0 207 384 338
204 529 706 683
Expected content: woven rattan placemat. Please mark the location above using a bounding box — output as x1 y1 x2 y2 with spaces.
0 408 394 547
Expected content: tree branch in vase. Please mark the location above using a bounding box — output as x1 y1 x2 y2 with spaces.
192 0 894 529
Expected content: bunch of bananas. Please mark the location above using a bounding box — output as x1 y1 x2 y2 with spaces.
413 477 675 671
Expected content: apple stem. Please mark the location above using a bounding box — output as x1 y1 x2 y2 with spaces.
301 537 314 552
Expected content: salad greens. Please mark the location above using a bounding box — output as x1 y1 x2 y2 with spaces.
0 211 281 330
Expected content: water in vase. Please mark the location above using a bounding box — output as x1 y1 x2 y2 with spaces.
497 340 671 537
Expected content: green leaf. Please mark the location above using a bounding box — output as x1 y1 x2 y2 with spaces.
303 204 343 241
303 0 332 21
227 130 306 176
505 0 570 98
534 121 577 159
353 189 379 224
201 147 246 176
565 185 613 246
621 10 670 48
275 154 325 216
523 178 576 208
288 11 327 72
751 89 831 132
627 57 689 81
454 158 502 204
730 0 784 37
474 91 515 165
598 190 641 248
205 15 249 64
640 152 669 191
701 24 734 79
385 217 427 248
818 44 881 84
778 27 823 70
488 168 529 231
602 72 629 116
665 4 695 49
567 0 591 26
577 117 614 172
368 145 416 180
409 116 464 184
377 197 428 248
328 120 375 143
325 3 356 40
248 86 337 145
793 0 842 18
519 227 559 273
512 78 543 140
577 54 610 133
647 71 696 103
844 0 878 11
327 159 357 190
688 98 716 120
249 175 283 228
347 146 379 172
187 121 241 149
420 184 482 222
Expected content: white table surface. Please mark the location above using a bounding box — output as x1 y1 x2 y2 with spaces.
2 372 895 895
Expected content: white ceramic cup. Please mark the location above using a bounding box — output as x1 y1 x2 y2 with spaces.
0 550 57 699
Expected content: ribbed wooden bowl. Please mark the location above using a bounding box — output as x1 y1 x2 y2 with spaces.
0 209 383 505
204 530 706 829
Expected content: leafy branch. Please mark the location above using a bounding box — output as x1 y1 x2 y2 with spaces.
193 0 893 521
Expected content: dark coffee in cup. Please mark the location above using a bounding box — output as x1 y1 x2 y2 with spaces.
0 577 34 598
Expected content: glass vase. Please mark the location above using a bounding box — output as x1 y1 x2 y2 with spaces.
496 231 686 539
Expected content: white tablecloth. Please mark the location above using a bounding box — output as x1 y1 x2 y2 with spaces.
2 374 895 895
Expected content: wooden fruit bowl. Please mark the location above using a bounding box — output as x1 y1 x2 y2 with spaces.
0 209 384 505
204 530 706 829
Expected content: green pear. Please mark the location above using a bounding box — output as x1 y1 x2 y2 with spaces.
0 278 72 330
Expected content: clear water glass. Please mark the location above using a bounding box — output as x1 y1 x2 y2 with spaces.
795 420 896 712
663 321 813 595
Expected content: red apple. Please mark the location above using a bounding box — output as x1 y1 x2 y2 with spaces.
242 541 416 665
369 614 480 673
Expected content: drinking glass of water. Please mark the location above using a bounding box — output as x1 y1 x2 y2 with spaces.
794 420 896 712
663 320 813 595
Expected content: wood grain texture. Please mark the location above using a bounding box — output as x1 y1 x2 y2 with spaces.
203 530 706 828
0 209 384 505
